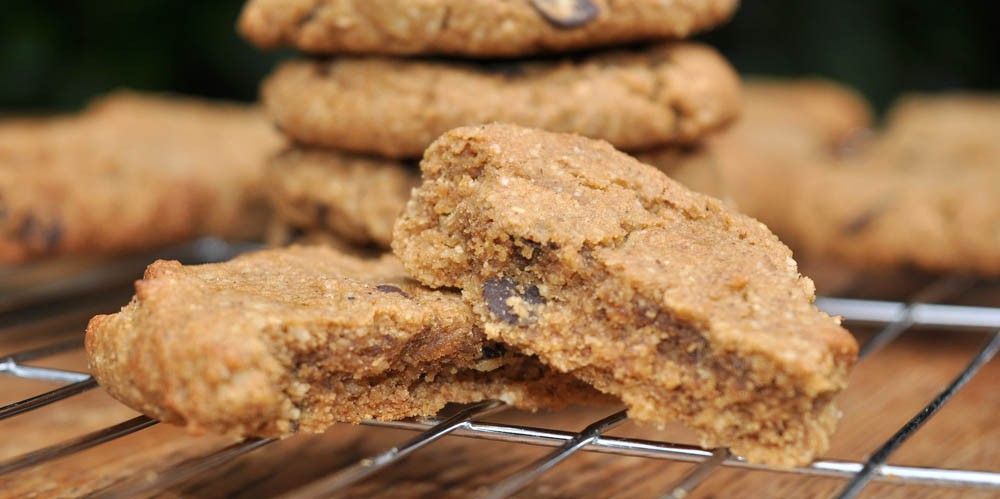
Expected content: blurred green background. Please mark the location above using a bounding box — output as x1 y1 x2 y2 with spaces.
1 1 997 115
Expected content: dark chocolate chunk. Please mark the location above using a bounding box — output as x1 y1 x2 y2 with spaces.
296 6 318 28
483 277 543 325
530 0 600 29
480 342 507 360
512 237 544 269
376 284 412 299
314 60 333 77
44 221 63 250
842 197 892 235
17 213 37 242
288 225 308 241
315 203 331 225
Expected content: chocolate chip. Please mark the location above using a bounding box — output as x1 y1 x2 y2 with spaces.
530 0 600 29
288 225 307 240
315 203 330 225
376 284 412 299
523 283 543 305
483 277 543 325
842 197 892 235
44 221 63 250
17 213 37 242
512 237 543 269
316 60 336 78
480 342 507 360
296 6 319 28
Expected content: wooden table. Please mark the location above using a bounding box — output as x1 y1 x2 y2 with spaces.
1 278 997 498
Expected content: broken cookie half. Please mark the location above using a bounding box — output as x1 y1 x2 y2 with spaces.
393 124 858 466
86 246 601 438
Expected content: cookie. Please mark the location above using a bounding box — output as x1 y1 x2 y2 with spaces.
239 0 738 57
0 91 284 263
735 78 874 152
643 83 1000 277
263 43 741 158
393 124 857 466
778 161 1000 276
86 246 601 437
266 148 418 248
874 93 1000 172
640 79 876 239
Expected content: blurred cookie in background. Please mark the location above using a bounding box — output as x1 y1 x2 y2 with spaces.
643 80 1000 295
0 92 284 263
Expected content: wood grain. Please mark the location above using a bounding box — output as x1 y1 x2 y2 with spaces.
0 291 997 498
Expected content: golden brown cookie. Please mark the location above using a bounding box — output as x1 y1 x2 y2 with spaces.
239 0 739 57
393 124 857 466
873 93 1000 173
86 246 602 438
263 43 741 158
0 91 285 263
642 83 1000 278
266 148 418 248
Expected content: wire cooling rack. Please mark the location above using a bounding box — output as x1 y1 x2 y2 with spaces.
1 239 998 498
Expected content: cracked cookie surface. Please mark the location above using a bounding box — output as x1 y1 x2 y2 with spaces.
86 246 600 437
393 124 857 466
239 0 738 57
263 43 740 158
0 91 284 263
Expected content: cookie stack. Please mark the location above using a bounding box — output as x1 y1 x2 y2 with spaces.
236 0 743 251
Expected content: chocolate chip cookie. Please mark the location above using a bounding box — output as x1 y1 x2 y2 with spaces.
263 43 741 158
86 246 601 437
0 91 284 263
266 148 418 248
393 124 857 466
643 82 1000 277
873 93 1000 173
239 0 738 57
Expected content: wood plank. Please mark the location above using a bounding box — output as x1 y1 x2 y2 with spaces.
1 299 996 498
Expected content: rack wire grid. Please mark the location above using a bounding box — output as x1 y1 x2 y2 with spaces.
1 238 998 498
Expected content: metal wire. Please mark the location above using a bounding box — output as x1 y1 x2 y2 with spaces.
0 377 97 421
0 338 98 419
0 416 156 476
816 298 1000 330
283 400 507 498
1 247 998 498
835 330 1000 499
661 448 730 499
856 276 972 358
365 417 1000 489
480 409 629 499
